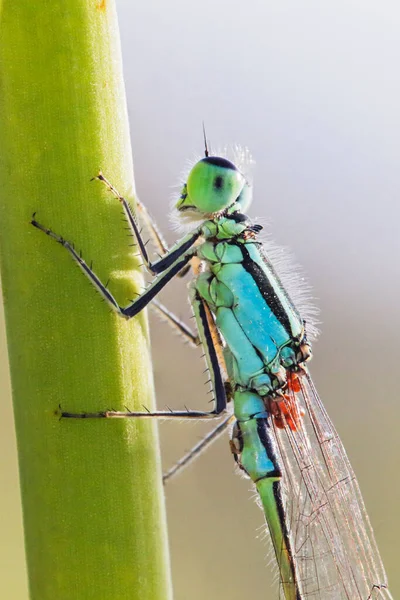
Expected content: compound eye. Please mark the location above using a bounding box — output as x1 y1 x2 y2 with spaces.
177 157 245 214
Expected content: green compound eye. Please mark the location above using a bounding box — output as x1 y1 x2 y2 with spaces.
177 157 245 214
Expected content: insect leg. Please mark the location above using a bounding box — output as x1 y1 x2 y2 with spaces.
95 172 169 256
150 300 199 347
31 216 195 319
134 199 191 278
94 173 201 275
189 288 228 415
60 289 228 419
163 414 234 484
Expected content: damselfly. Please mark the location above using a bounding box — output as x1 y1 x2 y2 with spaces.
32 146 392 600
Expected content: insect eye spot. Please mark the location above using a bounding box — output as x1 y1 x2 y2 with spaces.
213 175 224 190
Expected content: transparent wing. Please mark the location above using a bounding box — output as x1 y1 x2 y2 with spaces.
273 370 392 600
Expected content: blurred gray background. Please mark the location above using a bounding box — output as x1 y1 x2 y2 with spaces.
1 1 399 598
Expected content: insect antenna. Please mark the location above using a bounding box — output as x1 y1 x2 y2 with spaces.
202 121 210 157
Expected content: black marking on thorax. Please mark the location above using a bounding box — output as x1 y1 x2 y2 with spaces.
239 243 293 336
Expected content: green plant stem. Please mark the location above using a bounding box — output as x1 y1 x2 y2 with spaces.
0 1 173 599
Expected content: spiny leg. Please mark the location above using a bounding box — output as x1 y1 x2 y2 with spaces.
131 195 192 277
60 293 228 419
135 199 169 256
163 414 234 484
31 214 121 313
150 300 199 347
51 282 228 420
94 172 168 256
31 215 196 320
134 199 191 277
192 288 227 381
152 297 232 480
31 215 227 419
94 172 201 276
189 289 228 415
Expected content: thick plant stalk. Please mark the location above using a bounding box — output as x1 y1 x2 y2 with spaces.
0 2 173 599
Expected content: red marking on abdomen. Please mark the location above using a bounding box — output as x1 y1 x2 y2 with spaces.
287 371 301 393
269 372 305 431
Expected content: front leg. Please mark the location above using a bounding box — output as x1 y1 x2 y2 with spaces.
31 215 195 319
94 173 201 275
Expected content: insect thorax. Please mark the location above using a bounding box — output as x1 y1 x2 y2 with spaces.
195 213 311 396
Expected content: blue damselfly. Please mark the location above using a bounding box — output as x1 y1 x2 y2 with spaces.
32 145 392 600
